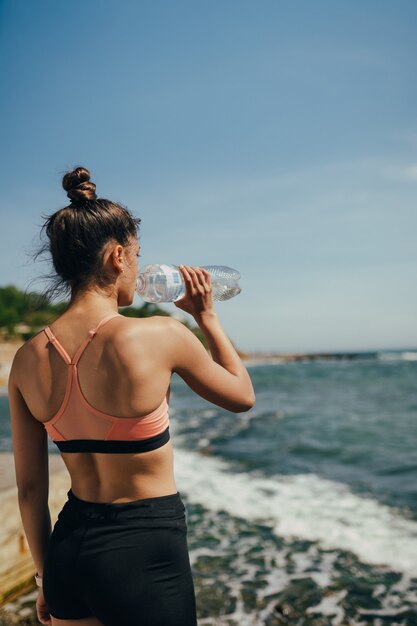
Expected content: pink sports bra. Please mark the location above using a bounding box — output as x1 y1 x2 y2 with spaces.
42 313 170 453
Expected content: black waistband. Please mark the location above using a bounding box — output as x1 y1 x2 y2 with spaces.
54 426 170 453
59 488 185 523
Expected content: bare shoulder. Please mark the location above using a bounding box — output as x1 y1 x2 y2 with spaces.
8 331 44 386
109 314 178 355
108 315 182 378
113 314 175 339
111 315 193 366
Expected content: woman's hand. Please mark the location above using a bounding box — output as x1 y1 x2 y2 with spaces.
174 265 214 319
36 588 52 625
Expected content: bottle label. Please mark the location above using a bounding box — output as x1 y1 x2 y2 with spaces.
159 264 182 299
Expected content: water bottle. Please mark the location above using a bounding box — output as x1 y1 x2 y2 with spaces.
136 264 242 303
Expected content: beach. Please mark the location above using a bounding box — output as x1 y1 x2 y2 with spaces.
1 343 417 624
0 452 70 624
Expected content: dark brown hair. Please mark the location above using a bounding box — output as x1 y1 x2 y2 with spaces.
29 166 141 304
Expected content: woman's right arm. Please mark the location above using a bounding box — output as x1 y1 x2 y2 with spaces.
166 265 256 413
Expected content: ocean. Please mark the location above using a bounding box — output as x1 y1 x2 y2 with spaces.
1 350 416 625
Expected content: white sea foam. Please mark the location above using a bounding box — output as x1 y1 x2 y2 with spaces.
306 590 347 625
173 446 417 576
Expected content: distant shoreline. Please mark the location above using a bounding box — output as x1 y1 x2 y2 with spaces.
239 350 380 363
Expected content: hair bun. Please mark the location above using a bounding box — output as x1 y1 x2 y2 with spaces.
62 166 97 202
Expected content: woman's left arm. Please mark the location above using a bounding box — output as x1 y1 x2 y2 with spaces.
8 349 52 578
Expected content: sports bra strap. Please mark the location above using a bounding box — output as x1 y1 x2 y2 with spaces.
71 313 121 365
45 313 121 365
91 313 122 333
44 326 72 364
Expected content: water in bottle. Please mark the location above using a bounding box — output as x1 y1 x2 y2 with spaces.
136 264 241 303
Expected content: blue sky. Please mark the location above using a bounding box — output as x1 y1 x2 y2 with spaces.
0 1 416 353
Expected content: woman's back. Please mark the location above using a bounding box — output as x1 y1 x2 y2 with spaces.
15 311 178 503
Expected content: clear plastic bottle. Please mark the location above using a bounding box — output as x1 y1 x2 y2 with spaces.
136 264 242 303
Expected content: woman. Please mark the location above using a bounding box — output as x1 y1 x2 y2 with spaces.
8 166 256 626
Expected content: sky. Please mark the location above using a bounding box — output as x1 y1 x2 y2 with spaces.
0 0 416 353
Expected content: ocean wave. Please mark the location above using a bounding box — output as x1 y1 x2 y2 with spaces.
174 446 417 576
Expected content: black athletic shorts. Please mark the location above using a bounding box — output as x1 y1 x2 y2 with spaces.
42 488 198 625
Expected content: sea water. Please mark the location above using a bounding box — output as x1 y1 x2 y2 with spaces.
1 350 416 625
